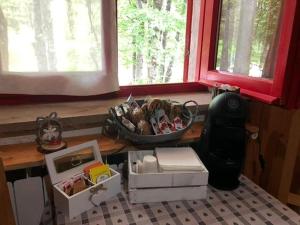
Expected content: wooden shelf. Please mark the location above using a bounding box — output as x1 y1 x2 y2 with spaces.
0 123 203 171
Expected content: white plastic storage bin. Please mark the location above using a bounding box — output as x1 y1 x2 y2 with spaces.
128 149 208 203
45 140 121 219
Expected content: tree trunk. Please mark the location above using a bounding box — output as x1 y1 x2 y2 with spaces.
131 0 144 83
0 7 8 71
262 0 283 78
66 0 75 39
153 0 163 10
233 0 257 75
42 0 57 71
136 51 143 81
33 0 48 71
86 0 100 70
165 31 179 83
147 0 164 83
160 0 172 82
220 0 234 71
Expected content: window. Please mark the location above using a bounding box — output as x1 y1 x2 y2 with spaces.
0 0 118 96
198 0 298 105
2 0 298 107
0 0 203 103
117 0 189 85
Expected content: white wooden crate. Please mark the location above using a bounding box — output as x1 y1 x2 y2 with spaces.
45 140 121 219
128 150 208 203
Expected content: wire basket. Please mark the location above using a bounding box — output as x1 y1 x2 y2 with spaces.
108 100 198 144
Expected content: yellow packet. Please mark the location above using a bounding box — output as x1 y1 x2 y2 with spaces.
89 164 111 183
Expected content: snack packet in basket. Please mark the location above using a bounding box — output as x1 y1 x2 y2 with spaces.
150 117 161 135
155 109 174 134
127 94 140 109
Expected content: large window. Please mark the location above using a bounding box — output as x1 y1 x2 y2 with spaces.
1 0 299 107
0 0 197 100
0 0 118 96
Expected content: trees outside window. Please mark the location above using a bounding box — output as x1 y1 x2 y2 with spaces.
215 0 282 78
118 0 187 85
0 0 102 72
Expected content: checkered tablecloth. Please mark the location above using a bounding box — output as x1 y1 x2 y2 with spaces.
56 176 300 225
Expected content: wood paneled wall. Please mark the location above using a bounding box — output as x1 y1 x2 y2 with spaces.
244 100 300 199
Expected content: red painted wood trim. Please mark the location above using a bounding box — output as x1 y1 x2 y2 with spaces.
271 0 297 97
119 82 207 96
198 0 297 106
183 0 193 82
199 0 220 80
199 79 278 104
0 83 208 105
195 0 206 81
206 71 272 94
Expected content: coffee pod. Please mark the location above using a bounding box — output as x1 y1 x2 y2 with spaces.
142 155 158 173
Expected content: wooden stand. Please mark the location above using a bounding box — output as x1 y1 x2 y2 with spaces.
0 158 16 225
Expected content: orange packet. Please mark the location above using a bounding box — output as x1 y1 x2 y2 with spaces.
83 162 103 176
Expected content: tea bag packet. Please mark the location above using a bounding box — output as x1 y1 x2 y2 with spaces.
147 98 162 114
155 109 173 134
114 105 124 120
89 164 111 183
150 117 161 135
131 107 145 125
62 180 73 196
160 99 172 116
173 117 184 130
137 120 152 135
169 103 182 121
83 162 103 177
60 175 88 196
72 176 87 195
121 117 136 132
121 103 131 120
127 95 140 109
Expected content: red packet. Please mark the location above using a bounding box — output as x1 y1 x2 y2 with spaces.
173 116 184 130
155 109 173 134
83 162 103 177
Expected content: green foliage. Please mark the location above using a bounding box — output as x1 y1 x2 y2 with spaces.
118 0 187 84
0 0 32 32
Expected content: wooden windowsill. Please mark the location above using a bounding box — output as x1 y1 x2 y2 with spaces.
0 92 211 138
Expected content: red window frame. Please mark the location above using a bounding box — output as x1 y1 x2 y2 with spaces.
196 0 298 104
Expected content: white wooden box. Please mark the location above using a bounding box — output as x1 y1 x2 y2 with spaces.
45 140 121 219
128 150 208 203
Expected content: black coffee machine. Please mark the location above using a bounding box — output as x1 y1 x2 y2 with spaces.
196 92 247 190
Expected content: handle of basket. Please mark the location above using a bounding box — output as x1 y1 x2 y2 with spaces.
182 100 199 119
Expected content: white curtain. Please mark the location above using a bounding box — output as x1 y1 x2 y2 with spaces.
0 0 119 96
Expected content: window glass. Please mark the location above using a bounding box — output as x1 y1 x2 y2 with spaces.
118 0 187 85
215 0 283 79
0 0 102 72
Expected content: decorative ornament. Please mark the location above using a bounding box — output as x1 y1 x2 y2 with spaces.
36 112 67 153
